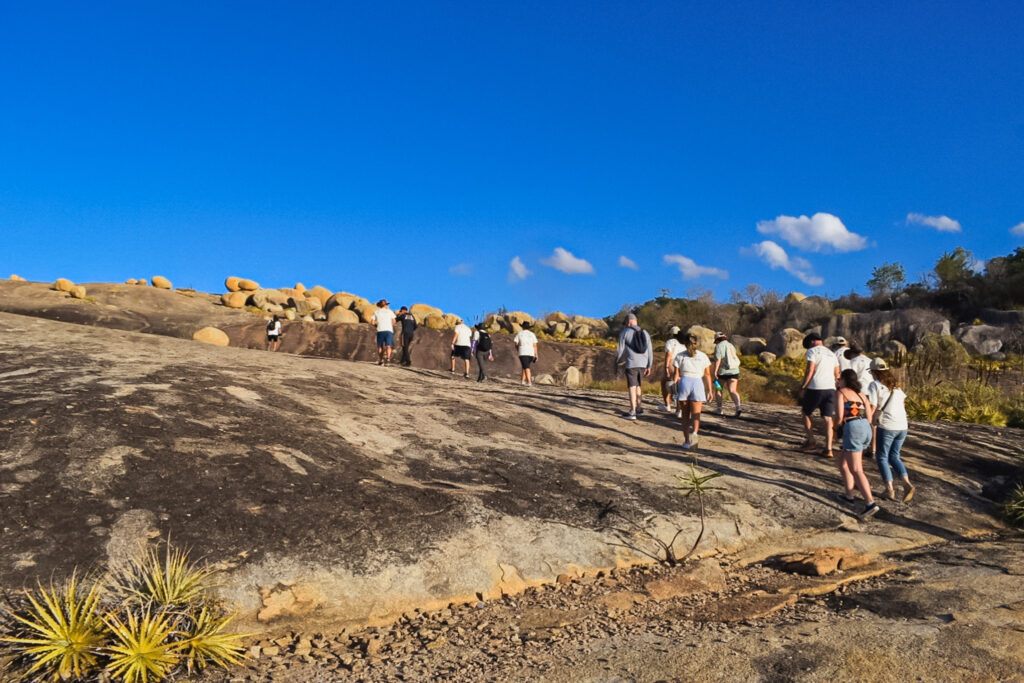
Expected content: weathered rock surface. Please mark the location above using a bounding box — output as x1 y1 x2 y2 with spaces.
819 308 950 352
956 323 1005 356
766 328 804 359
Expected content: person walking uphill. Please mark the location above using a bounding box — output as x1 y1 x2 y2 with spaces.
673 333 713 448
450 318 473 378
712 331 742 417
472 324 493 382
395 306 417 366
868 360 916 503
513 321 539 386
266 314 283 352
836 368 880 518
372 299 397 366
800 332 840 457
616 313 653 420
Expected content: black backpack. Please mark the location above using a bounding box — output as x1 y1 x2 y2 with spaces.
266 320 276 332
477 331 492 352
625 327 648 354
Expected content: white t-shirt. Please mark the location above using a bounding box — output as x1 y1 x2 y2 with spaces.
372 307 396 332
665 338 682 362
835 347 852 372
453 323 472 347
869 384 909 431
849 354 873 390
714 340 740 375
268 320 282 336
673 349 711 378
806 345 839 390
513 330 538 356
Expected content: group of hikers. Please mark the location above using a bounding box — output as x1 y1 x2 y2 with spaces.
268 301 915 520
615 315 915 520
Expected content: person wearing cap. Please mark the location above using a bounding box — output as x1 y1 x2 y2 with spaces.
832 336 852 372
513 321 539 386
395 306 417 366
616 313 653 420
712 331 742 417
371 299 397 366
800 331 840 457
661 325 683 412
867 358 916 503
449 318 473 378
844 345 873 393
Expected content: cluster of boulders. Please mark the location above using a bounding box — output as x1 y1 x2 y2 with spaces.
52 277 88 300
122 276 172 288
218 277 467 328
479 311 611 339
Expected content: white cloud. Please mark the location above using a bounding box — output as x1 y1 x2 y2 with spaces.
756 212 867 253
742 240 824 286
507 256 531 283
1010 222 1024 237
906 213 962 233
540 247 595 274
663 254 728 280
449 263 472 276
618 255 639 270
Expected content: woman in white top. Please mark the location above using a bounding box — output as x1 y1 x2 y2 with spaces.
843 345 873 393
870 366 915 503
672 333 713 450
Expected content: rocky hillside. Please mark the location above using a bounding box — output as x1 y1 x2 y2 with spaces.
1 309 1019 638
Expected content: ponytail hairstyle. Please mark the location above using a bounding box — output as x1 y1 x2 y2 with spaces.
685 333 700 356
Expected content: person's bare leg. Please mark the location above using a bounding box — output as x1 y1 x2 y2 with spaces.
727 379 740 410
680 403 692 443
525 367 532 384
450 356 456 372
803 414 815 445
823 417 835 454
463 358 470 375
385 345 392 362
849 452 875 503
838 454 856 496
691 403 703 435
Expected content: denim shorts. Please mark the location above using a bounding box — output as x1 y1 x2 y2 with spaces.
376 331 394 348
841 418 872 452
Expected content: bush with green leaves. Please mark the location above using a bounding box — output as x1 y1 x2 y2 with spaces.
0 544 246 683
905 379 1024 427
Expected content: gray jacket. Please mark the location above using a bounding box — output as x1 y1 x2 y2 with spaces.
616 326 653 369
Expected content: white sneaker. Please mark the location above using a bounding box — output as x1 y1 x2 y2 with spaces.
676 409 683 418
659 404 671 412
626 411 637 421
713 407 724 416
691 433 700 448
682 441 692 449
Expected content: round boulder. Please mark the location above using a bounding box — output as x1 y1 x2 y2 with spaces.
221 292 248 308
686 325 716 354
290 297 322 317
307 285 333 308
124 278 137 285
294 282 306 293
9 274 25 281
193 327 230 346
70 285 87 299
325 292 359 312
955 324 1004 356
767 328 806 359
136 278 149 286
327 307 360 324
424 314 446 329
571 324 591 339
54 278 75 293
411 303 443 324
151 275 172 289
546 312 570 324
882 339 908 361
359 305 377 324
225 276 242 292
758 351 778 365
561 366 582 387
741 337 768 355
442 313 460 329
784 292 807 304
237 278 260 292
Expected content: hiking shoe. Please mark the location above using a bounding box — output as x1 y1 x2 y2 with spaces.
734 409 742 418
659 404 672 412
799 441 818 453
682 441 692 449
823 450 835 458
885 488 897 501
903 485 916 503
690 433 700 449
859 502 880 519
636 407 644 417
625 411 637 421
463 373 469 379
713 407 724 416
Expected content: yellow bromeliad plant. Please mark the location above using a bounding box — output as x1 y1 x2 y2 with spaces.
0 572 105 682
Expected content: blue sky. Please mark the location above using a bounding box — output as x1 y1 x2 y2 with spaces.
2 1 1022 319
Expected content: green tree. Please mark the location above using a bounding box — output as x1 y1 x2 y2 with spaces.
934 247 975 290
866 262 907 302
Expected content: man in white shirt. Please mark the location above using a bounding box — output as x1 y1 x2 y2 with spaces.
661 325 682 412
371 299 397 366
512 321 539 386
799 332 840 456
450 318 473 378
832 336 852 372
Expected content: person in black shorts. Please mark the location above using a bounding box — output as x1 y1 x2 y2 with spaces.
266 315 283 352
799 332 841 457
395 306 417 366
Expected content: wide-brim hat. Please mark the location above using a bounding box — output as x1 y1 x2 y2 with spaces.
870 357 889 371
